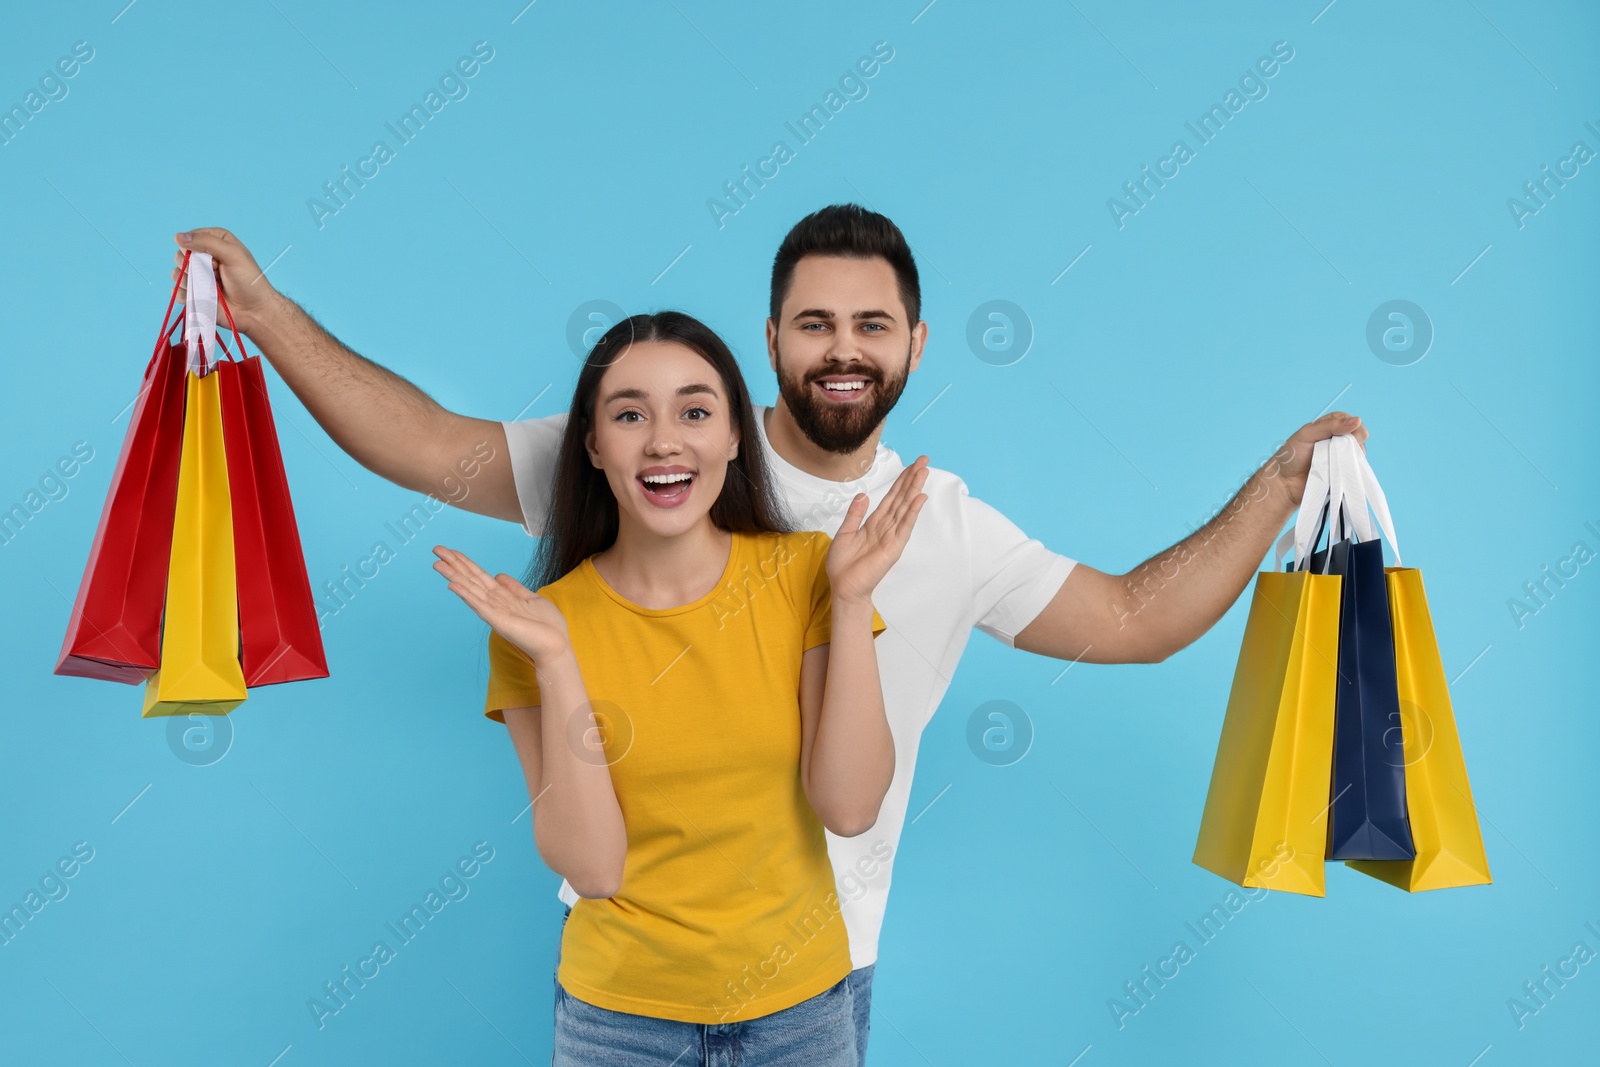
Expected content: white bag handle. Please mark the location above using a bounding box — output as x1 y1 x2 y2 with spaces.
1273 436 1335 573
1328 433 1402 566
1271 433 1403 573
184 251 219 375
1271 435 1373 573
1325 432 1371 543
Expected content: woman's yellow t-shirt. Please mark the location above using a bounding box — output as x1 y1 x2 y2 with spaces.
484 529 886 1024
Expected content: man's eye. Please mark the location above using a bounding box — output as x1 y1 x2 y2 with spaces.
801 322 827 331
863 323 885 332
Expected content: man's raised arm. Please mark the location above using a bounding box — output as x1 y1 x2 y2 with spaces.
1014 411 1369 665
172 228 522 523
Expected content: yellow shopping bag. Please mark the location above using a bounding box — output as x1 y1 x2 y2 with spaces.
1344 568 1491 891
1193 570 1342 896
143 369 247 717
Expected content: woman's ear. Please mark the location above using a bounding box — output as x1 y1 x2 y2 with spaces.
585 428 601 468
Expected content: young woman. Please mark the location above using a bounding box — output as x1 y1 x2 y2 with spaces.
432 311 927 1065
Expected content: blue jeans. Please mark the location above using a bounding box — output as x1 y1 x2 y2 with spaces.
844 962 875 1062
553 906 876 1065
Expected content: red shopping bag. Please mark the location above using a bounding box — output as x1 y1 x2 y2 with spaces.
55 260 192 682
214 293 329 686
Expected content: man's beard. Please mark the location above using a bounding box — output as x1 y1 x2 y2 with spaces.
775 345 912 455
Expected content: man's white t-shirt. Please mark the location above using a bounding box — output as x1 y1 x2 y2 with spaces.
500 406 1077 970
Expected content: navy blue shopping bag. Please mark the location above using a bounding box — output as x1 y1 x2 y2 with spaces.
1305 508 1416 861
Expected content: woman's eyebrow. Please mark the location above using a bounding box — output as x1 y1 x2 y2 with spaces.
601 383 721 404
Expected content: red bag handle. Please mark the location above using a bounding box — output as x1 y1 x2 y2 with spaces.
148 249 191 373
214 284 248 363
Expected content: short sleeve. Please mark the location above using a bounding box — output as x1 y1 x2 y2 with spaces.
501 413 569 538
485 629 542 723
802 532 888 651
965 486 1078 647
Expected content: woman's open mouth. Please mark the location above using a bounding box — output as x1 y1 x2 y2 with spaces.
638 470 696 508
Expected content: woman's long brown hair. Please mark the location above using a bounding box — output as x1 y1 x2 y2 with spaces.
527 311 792 590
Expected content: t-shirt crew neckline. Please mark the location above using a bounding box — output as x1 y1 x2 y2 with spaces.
578 533 740 618
755 404 897 496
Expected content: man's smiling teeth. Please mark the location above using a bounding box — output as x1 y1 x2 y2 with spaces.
641 472 693 484
820 381 867 391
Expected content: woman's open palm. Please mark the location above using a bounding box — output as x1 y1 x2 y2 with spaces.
433 546 570 665
826 455 930 605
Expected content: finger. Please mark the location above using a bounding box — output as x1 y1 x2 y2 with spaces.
877 490 926 555
876 458 928 535
444 569 511 617
441 576 491 615
1317 412 1362 437
863 514 920 569
433 554 479 587
861 457 921 536
902 463 934 521
463 561 522 607
836 492 869 538
836 494 867 540
176 227 260 272
433 546 498 596
433 544 476 573
895 491 928 539
432 557 481 596
875 461 912 514
454 559 502 600
433 549 493 594
175 226 236 254
887 455 927 508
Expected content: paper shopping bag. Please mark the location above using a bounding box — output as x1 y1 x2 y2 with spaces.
55 288 189 682
216 334 329 686
1345 568 1491 891
1192 569 1343 897
1310 533 1417 861
1305 435 1417 861
143 368 247 716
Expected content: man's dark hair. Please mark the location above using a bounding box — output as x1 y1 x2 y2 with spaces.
769 204 921 327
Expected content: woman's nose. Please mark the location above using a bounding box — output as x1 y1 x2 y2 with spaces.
646 431 682 456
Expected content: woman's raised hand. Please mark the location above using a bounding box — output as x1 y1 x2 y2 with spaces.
825 455 930 607
433 546 572 666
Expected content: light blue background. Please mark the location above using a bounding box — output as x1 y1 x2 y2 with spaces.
3 1 1596 1063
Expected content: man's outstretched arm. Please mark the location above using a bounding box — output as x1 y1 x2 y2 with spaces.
1014 412 1369 665
172 228 522 523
